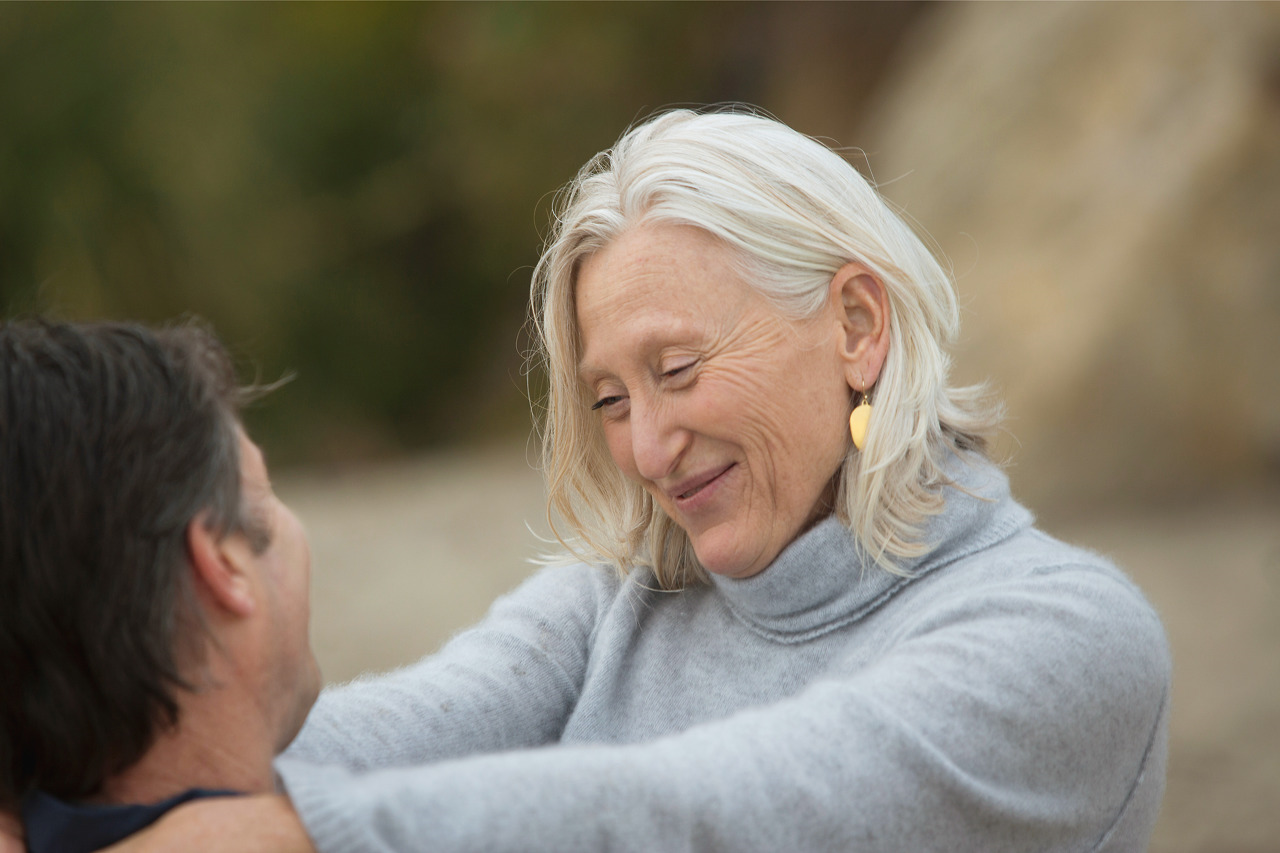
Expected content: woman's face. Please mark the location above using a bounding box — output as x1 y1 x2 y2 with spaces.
575 223 856 579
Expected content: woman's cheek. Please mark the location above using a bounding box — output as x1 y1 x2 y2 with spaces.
603 423 638 480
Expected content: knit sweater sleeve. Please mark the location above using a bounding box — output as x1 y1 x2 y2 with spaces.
274 562 1170 853
282 561 614 771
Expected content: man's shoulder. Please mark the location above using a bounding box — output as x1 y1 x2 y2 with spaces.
22 789 239 853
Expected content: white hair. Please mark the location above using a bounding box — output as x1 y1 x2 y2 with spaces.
530 107 1000 589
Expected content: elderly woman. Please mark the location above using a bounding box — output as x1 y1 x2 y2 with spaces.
109 109 1170 852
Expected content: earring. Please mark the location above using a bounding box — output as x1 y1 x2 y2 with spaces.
849 388 872 450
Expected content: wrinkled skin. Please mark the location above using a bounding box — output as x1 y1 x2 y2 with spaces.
577 222 888 578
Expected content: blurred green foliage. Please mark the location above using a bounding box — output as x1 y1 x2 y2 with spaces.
0 2 920 465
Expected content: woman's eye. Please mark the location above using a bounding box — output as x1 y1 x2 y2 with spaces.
662 363 693 379
591 395 624 411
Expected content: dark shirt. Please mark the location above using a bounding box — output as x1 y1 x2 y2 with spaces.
21 788 237 853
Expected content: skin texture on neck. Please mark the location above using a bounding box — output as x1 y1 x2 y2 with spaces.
95 649 280 805
1 810 20 853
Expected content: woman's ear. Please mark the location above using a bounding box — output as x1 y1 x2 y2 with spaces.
186 514 257 619
828 262 891 392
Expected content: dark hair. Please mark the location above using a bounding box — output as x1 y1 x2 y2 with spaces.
0 319 261 804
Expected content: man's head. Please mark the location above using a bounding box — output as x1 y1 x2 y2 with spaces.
0 319 319 805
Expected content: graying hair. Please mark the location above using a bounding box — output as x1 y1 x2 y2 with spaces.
531 108 1000 589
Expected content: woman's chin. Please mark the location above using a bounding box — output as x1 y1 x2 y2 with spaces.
691 532 770 580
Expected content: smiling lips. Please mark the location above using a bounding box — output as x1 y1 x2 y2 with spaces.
671 463 736 503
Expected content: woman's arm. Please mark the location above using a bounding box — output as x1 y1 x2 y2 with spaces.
109 563 1167 853
271 565 1169 853
285 561 614 771
96 562 616 853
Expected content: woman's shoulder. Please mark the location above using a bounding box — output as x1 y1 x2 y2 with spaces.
964 520 1162 625
922 460 1164 628
910 457 1167 651
874 520 1171 849
905 519 1171 696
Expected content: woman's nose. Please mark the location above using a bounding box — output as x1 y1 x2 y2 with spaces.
630 399 687 482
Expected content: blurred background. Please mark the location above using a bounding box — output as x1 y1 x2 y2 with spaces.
2 3 1277 850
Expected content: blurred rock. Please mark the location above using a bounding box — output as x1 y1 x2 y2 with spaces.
860 3 1280 514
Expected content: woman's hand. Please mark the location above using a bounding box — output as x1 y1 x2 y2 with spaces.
0 809 23 853
100 793 314 853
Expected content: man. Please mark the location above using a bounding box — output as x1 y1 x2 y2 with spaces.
0 319 321 853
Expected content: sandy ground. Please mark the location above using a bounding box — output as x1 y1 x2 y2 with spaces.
279 444 1280 853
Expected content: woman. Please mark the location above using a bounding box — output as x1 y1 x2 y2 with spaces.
112 109 1170 852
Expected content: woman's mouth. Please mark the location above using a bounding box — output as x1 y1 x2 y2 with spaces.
672 464 735 504
680 482 706 499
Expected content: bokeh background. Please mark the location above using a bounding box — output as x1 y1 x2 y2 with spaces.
3 3 1278 851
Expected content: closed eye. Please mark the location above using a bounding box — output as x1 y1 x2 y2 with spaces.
662 362 694 379
591 395 625 411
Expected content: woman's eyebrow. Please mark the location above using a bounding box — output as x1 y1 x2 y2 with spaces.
578 321 696 380
577 362 607 385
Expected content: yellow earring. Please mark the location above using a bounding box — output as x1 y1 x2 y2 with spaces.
849 390 872 450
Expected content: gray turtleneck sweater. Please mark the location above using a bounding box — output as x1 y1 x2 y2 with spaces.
276 458 1169 852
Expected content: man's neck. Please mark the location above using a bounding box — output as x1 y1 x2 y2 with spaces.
95 687 277 806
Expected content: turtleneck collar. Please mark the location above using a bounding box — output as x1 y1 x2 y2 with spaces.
707 454 1033 642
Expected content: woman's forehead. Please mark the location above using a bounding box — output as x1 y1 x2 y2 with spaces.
576 225 749 324
574 231 774 379
580 226 720 290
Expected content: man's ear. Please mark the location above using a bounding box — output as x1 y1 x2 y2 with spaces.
828 262 891 391
186 514 257 618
